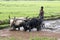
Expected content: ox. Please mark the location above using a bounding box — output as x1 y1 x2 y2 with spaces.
24 17 43 32
10 17 28 31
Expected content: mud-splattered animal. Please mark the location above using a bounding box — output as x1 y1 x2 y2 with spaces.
10 17 28 30
24 17 43 32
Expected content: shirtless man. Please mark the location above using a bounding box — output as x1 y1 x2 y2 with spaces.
39 6 44 22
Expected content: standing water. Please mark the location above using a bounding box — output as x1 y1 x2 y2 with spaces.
42 19 60 33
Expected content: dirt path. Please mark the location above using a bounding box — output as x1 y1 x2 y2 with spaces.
0 28 60 40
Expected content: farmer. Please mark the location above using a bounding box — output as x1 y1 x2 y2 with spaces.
39 6 44 22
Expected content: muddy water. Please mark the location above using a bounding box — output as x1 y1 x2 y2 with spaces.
10 19 60 32
9 19 60 33
42 19 60 33
0 19 60 38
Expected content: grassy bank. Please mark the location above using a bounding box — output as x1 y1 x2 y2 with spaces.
0 37 57 40
0 37 18 40
0 1 60 20
30 37 57 40
0 24 9 29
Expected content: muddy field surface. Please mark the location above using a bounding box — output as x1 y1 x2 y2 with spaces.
0 28 60 40
0 19 60 40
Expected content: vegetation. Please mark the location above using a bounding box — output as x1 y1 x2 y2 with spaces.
31 37 57 40
0 24 9 29
0 1 60 20
0 37 57 40
0 1 60 28
0 37 19 40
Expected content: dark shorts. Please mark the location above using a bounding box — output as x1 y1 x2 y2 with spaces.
40 16 44 22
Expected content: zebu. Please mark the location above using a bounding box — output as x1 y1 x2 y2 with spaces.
10 17 28 30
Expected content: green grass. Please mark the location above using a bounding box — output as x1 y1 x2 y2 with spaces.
0 1 60 20
0 37 19 40
30 37 57 40
0 37 57 40
0 24 9 29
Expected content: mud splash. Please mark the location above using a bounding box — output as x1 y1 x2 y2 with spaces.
43 19 60 33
